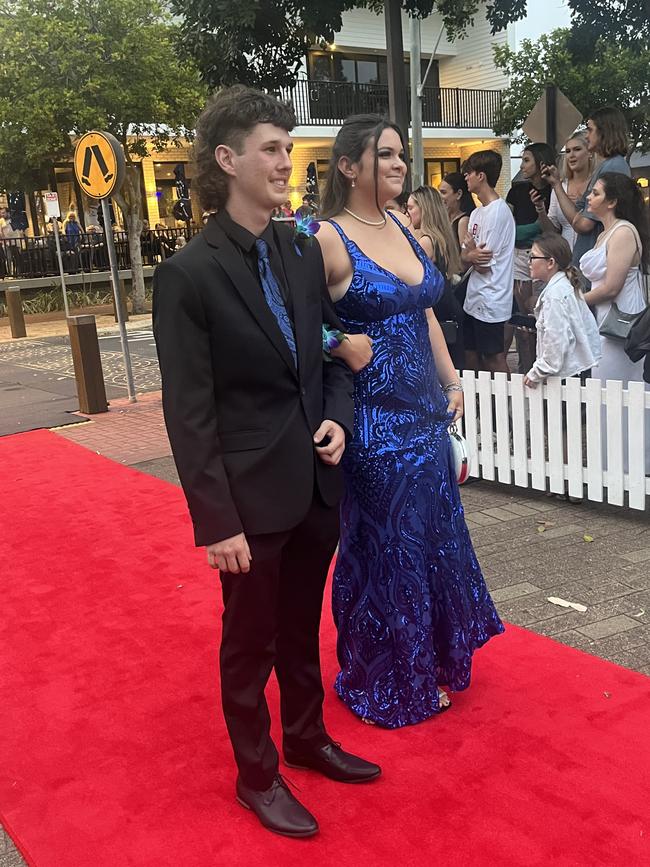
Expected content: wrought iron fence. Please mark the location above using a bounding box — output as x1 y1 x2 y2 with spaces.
0 228 201 280
279 80 503 130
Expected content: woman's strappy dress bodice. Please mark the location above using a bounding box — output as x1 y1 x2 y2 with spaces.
329 213 504 729
332 215 449 451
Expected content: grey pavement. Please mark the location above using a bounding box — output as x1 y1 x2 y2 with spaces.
0 328 160 436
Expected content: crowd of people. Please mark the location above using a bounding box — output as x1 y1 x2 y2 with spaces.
152 86 649 841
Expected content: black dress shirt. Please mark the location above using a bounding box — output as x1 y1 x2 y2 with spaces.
214 210 294 318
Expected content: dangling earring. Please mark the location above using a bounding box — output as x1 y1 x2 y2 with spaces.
351 177 356 188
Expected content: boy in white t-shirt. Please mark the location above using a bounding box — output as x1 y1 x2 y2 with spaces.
461 150 515 374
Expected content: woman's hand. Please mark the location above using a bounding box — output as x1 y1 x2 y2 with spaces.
331 333 373 373
524 375 538 388
530 188 547 215
446 390 464 423
540 163 561 187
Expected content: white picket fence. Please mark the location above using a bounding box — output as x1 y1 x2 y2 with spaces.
457 371 650 510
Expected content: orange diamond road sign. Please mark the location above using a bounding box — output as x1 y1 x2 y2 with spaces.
73 131 126 199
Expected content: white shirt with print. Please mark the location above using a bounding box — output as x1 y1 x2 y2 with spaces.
463 197 515 323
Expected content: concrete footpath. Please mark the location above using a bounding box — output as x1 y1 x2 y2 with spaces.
2 383 650 866
0 313 155 436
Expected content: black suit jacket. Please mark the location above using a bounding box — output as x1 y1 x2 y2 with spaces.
153 216 354 547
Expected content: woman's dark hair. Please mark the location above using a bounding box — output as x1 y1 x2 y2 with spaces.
533 232 583 294
193 85 296 211
320 114 407 219
524 142 556 175
599 172 650 270
588 106 629 158
442 172 474 215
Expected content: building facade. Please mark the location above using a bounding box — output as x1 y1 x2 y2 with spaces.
33 3 513 233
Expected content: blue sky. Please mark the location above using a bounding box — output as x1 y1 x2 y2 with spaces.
512 0 571 42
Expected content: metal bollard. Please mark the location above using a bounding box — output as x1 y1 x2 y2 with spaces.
5 287 27 338
112 279 129 323
67 314 108 414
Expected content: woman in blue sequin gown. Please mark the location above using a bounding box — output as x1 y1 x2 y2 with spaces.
318 116 504 729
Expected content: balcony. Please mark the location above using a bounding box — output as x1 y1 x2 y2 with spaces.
279 79 503 131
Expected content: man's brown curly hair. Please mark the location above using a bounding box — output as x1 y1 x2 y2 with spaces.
193 86 296 212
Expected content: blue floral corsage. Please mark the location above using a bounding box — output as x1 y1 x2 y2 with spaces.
322 324 348 360
293 214 320 256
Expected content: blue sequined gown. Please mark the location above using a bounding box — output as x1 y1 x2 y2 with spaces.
330 214 504 729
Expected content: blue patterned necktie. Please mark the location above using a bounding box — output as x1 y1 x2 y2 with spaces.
255 238 297 367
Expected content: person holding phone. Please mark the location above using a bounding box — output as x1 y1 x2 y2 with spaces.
505 143 556 373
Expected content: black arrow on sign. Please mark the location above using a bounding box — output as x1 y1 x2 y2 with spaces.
81 143 114 187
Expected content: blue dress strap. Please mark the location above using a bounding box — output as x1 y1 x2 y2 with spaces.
327 219 358 256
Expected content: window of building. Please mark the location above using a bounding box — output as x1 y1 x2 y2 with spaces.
153 162 200 227
316 159 330 191
425 158 461 189
308 51 437 89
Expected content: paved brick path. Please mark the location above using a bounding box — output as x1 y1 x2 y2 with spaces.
55 391 170 464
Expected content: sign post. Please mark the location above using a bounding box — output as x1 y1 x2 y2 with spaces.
73 130 136 403
45 191 70 318
522 86 582 154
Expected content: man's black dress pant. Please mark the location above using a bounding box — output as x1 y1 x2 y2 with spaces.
219 494 339 790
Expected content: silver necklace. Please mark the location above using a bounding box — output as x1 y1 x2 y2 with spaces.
343 206 387 227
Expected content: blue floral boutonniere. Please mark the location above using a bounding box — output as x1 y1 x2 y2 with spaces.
293 215 320 256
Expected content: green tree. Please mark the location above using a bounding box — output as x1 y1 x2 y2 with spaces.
0 0 206 312
493 28 650 151
172 0 528 91
567 0 649 57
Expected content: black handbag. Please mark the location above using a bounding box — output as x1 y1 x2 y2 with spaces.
624 305 650 362
598 302 639 341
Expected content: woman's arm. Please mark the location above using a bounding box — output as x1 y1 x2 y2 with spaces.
456 216 469 250
542 165 595 235
584 227 639 306
418 234 435 260
425 308 463 422
317 221 373 372
524 298 568 386
530 188 559 235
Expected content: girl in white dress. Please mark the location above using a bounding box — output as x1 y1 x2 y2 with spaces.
580 172 650 471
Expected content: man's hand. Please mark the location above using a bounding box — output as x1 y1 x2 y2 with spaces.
523 375 538 389
331 333 373 373
313 419 346 466
207 532 252 574
462 232 493 269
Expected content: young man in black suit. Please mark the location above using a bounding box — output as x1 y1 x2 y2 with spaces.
153 86 379 839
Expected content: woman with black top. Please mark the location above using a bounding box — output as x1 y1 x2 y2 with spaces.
506 142 556 374
407 185 465 370
439 172 474 255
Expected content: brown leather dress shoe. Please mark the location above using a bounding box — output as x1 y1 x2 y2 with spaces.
236 774 318 838
284 741 381 783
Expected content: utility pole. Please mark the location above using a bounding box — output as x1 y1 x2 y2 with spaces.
409 17 423 189
545 84 558 154
384 0 411 186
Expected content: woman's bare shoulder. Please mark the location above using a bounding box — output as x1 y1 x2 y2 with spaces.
418 234 435 258
315 219 344 255
389 210 410 228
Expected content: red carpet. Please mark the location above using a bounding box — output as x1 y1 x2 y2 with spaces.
1 430 649 867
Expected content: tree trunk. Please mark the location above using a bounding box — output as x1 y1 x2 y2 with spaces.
114 164 146 314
